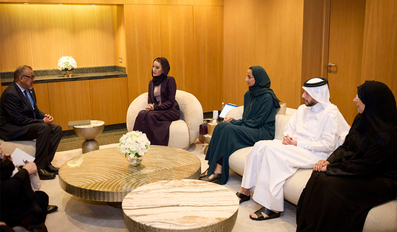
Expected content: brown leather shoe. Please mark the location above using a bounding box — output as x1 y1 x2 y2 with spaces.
38 169 55 180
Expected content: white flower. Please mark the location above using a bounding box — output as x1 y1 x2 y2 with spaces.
58 56 77 71
118 131 150 158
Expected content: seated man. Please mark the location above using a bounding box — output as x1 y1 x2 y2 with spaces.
0 65 62 180
0 144 58 231
236 78 350 221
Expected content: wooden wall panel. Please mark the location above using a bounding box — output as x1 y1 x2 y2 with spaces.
159 5 194 92
124 3 223 112
48 80 92 130
89 77 129 125
33 83 51 115
223 0 304 109
0 4 116 72
0 0 123 4
114 5 127 68
124 0 223 5
124 5 161 102
301 0 327 85
361 0 397 97
194 6 223 111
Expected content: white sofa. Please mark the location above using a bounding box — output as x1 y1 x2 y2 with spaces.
226 104 397 232
0 139 36 158
126 90 203 150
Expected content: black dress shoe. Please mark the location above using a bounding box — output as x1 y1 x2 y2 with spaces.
201 173 221 183
38 169 55 180
46 164 59 174
47 205 58 214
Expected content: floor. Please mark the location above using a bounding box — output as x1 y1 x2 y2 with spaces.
44 127 297 232
57 125 127 152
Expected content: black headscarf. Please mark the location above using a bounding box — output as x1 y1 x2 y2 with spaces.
152 57 170 86
248 66 280 111
356 81 397 157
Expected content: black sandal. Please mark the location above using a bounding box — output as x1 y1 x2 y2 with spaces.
236 192 250 204
201 173 221 183
199 168 209 179
249 207 280 221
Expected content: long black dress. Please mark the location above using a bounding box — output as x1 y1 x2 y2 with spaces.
205 66 280 184
133 57 180 146
296 81 397 232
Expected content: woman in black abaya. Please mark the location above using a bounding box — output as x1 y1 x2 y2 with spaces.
133 57 180 146
296 81 397 232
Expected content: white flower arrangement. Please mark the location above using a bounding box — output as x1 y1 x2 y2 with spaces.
118 131 150 158
57 56 77 71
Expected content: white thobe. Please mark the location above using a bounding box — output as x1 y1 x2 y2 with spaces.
241 103 349 212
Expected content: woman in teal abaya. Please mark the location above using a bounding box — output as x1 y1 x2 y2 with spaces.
201 66 280 185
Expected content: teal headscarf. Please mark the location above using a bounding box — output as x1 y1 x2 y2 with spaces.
248 66 280 109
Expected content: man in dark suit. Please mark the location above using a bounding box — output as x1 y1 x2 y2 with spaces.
0 65 62 180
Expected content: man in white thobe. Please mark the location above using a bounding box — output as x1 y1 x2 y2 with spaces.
237 77 350 221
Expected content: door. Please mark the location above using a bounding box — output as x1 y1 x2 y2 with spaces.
327 0 366 125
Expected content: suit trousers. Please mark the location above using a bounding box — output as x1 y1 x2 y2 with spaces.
12 123 62 169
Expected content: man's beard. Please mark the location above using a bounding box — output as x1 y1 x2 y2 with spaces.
304 99 317 107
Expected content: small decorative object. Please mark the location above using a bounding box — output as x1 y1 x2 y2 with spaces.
118 131 150 166
58 56 77 77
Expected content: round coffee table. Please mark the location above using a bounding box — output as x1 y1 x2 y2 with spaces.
122 179 239 232
58 146 201 202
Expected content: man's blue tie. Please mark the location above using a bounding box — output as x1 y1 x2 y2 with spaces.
24 89 34 108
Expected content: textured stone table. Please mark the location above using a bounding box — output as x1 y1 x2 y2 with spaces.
122 179 239 232
58 146 201 202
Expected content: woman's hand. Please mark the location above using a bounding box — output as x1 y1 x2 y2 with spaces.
145 103 154 111
224 117 234 123
313 160 330 172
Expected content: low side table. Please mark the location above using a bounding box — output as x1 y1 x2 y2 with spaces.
73 120 105 153
122 179 239 232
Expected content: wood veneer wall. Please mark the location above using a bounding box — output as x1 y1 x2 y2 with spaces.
361 0 397 96
0 4 117 72
223 0 305 109
123 1 224 112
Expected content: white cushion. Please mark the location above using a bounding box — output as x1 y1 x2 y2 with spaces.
0 139 36 157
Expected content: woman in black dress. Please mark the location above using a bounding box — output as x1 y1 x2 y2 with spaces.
296 81 397 232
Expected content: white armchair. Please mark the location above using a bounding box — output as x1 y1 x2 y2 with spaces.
126 90 203 149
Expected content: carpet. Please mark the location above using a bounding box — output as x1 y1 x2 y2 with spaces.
43 142 297 232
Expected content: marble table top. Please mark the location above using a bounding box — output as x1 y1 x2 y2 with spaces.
122 179 239 232
58 146 201 202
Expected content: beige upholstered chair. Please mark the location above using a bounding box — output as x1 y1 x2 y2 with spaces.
126 90 203 149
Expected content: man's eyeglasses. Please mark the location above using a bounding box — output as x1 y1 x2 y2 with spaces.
22 75 35 79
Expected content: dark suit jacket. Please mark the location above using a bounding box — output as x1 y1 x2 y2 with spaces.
0 82 45 140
